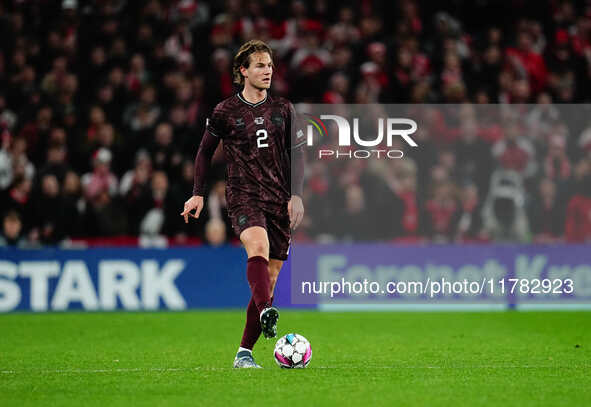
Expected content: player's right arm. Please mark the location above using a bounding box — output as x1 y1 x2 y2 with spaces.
180 105 225 223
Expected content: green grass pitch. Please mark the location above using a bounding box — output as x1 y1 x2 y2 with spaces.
1 311 590 406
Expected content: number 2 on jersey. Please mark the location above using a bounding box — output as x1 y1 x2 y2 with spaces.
256 129 268 148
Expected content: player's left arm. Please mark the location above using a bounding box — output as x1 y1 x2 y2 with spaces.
287 101 305 230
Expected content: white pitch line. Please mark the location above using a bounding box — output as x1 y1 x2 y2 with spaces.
1 365 588 374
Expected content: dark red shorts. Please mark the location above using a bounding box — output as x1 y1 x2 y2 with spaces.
229 203 291 260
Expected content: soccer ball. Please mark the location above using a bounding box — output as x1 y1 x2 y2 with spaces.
274 333 312 368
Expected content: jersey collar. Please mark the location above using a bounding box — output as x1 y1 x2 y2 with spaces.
237 91 268 107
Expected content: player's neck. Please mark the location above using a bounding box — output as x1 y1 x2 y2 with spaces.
241 85 267 105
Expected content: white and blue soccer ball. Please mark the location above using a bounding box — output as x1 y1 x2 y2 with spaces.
274 333 312 368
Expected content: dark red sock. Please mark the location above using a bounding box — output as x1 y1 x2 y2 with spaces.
246 256 271 313
240 297 261 350
238 294 276 350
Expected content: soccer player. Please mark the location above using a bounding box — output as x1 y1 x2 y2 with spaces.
180 40 305 368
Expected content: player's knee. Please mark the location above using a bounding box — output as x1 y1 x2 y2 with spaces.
248 240 269 257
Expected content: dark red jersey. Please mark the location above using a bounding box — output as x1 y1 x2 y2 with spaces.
204 92 303 211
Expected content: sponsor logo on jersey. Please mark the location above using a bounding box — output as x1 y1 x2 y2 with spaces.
254 117 264 125
238 214 249 226
271 113 283 125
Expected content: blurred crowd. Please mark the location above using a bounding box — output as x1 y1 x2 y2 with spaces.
1 0 591 247
300 104 591 244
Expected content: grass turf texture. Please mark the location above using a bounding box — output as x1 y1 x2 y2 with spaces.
1 311 590 407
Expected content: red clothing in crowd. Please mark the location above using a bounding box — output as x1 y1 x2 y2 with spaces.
505 47 548 94
399 190 419 235
565 194 591 242
425 199 459 236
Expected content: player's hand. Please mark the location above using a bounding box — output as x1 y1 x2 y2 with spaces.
180 195 204 223
288 195 304 230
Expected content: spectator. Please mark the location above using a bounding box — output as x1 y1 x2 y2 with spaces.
456 183 484 242
0 94 18 131
61 171 84 239
0 210 27 247
542 133 572 185
150 122 182 177
84 106 106 150
138 171 177 237
322 72 349 103
530 178 565 242
122 150 153 235
41 56 69 97
206 179 231 237
337 184 373 241
492 121 536 178
31 174 63 244
18 106 52 165
0 134 35 189
421 181 461 243
505 30 548 95
0 175 33 228
170 159 208 241
525 96 560 148
40 144 69 183
208 48 233 100
124 85 161 133
565 160 591 242
81 147 118 201
126 53 150 94
205 218 227 247
83 188 127 237
455 116 493 193
120 149 152 197
481 170 530 243
392 160 420 240
96 83 120 127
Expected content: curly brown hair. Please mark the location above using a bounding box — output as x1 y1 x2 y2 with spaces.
232 40 273 86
